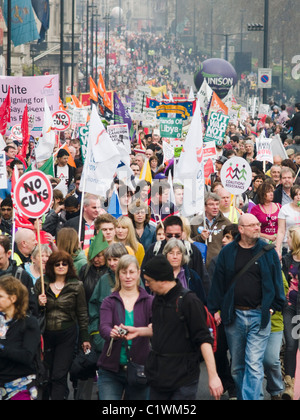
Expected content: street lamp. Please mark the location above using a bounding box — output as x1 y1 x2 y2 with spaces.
104 13 111 89
6 0 11 76
60 0 64 101
247 0 269 103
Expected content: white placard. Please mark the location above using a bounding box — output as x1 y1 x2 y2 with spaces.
221 157 252 195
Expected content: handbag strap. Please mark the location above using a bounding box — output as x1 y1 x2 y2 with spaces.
229 244 275 289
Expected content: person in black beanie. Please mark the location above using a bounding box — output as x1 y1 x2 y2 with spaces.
123 255 223 401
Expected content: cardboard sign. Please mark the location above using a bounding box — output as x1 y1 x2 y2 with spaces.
11 124 23 141
14 171 53 218
107 124 131 155
221 157 252 195
160 118 183 139
52 111 71 131
204 112 230 146
0 152 7 189
256 134 274 164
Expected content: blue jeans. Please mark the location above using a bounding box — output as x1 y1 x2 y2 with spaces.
149 380 199 400
98 368 149 400
262 331 284 398
225 309 271 400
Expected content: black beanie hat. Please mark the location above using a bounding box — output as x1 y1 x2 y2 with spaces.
142 255 175 282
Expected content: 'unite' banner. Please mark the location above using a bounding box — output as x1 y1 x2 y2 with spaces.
0 74 59 136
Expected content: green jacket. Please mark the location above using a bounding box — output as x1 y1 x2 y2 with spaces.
271 271 289 333
73 249 87 276
34 275 89 343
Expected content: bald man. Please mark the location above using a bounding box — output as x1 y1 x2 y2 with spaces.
13 228 38 268
208 213 285 400
218 188 242 223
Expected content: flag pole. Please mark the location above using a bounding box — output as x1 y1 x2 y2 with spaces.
78 107 94 245
36 218 45 295
11 207 16 260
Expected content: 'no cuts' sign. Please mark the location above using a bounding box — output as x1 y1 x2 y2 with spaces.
52 111 71 132
14 171 53 219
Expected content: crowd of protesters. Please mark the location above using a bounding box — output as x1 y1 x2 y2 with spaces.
1 75 300 402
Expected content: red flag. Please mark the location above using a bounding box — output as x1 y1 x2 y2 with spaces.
20 105 29 159
11 165 34 230
0 89 11 136
204 158 215 178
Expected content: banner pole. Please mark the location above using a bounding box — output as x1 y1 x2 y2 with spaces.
36 218 45 295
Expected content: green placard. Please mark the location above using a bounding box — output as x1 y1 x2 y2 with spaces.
204 112 230 146
160 118 183 139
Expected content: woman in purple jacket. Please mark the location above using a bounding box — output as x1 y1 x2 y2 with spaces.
98 255 153 400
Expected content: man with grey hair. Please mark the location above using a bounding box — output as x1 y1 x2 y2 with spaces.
190 193 232 268
273 167 295 205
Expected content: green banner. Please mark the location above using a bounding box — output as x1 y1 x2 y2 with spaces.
160 118 183 139
204 112 230 147
78 124 89 161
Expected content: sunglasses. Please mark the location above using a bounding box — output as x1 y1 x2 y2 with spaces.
165 234 181 239
54 262 68 268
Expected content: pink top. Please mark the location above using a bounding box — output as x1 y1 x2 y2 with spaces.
250 203 281 236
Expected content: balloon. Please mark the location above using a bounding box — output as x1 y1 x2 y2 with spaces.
194 58 238 99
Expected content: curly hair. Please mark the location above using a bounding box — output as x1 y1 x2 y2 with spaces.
0 276 28 320
45 251 78 283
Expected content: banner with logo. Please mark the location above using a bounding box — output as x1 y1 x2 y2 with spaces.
0 75 59 135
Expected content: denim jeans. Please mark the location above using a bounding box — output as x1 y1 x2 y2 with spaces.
262 331 284 398
225 309 271 400
149 380 199 400
98 368 149 400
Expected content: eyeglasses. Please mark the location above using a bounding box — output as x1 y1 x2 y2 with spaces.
240 223 261 228
165 234 181 239
54 262 68 267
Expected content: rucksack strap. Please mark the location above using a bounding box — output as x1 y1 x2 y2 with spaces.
229 244 275 289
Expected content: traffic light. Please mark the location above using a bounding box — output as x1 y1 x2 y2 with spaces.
247 23 264 31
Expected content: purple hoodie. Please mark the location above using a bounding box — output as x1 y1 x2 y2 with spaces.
98 287 153 372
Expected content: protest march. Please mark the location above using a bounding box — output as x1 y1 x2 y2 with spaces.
1 0 300 404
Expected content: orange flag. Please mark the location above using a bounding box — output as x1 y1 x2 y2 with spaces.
90 77 99 103
54 144 76 168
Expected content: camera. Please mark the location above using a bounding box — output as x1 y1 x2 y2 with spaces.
118 327 128 336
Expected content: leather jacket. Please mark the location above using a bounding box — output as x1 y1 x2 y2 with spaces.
34 275 89 343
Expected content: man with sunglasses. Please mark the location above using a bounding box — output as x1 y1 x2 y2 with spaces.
141 216 210 297
208 214 285 400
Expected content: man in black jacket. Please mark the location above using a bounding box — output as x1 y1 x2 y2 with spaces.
286 103 300 139
0 235 38 317
125 255 223 400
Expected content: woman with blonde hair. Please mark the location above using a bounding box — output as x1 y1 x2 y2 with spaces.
115 216 145 266
56 227 87 275
25 244 52 285
97 255 153 400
